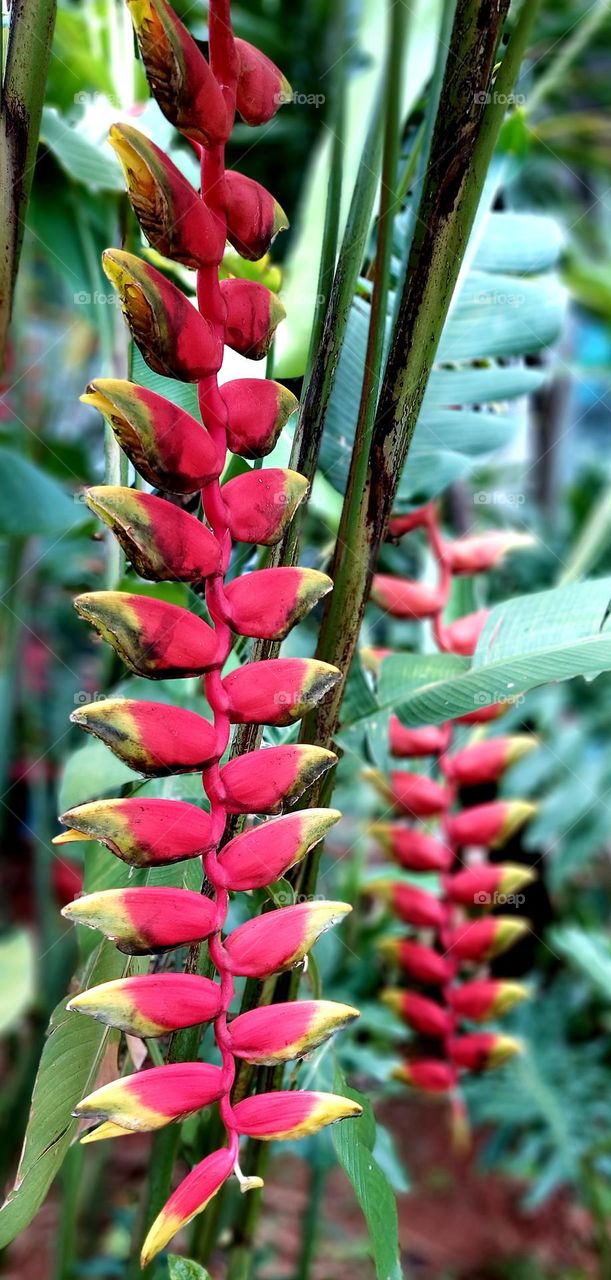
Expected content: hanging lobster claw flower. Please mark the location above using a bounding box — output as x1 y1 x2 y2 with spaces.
224 901 351 978
108 124 225 267
450 1033 522 1071
68 973 222 1036
103 250 221 380
224 171 288 260
389 718 451 758
74 592 218 679
71 698 217 775
223 657 340 726
367 768 451 818
62 887 216 954
449 979 528 1022
235 38 291 126
443 736 536 786
448 862 535 907
446 799 536 848
382 990 451 1038
57 797 214 867
233 1091 361 1140
223 567 332 639
370 823 453 872
371 881 445 930
394 1060 455 1094
217 808 341 890
126 0 231 147
74 1062 224 1133
379 938 451 985
441 609 489 656
86 487 221 583
371 574 445 620
81 380 221 493
454 701 508 725
229 1000 359 1064
442 531 535 575
448 916 529 963
220 279 286 360
141 1146 235 1267
220 744 337 814
221 378 298 458
222 468 308 545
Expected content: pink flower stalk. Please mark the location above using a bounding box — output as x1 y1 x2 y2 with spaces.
60 2 361 1263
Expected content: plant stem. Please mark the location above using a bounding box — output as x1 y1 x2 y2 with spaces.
295 1157 327 1280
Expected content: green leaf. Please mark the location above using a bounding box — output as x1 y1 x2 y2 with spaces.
549 926 611 999
40 106 123 191
168 1257 211 1280
0 448 88 537
332 1067 402 1280
0 931 36 1034
58 736 140 813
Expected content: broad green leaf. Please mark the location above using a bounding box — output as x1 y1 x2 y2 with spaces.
0 448 88 537
168 1257 211 1280
332 1067 402 1280
0 932 36 1034
58 736 139 812
549 927 611 999
41 107 123 191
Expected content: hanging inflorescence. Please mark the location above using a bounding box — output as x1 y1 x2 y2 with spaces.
366 504 538 1116
55 0 361 1264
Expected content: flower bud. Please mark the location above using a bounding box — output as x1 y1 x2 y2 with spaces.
394 1060 455 1093
370 770 451 818
81 380 221 493
448 862 535 907
220 279 286 360
67 973 222 1037
62 887 216 954
233 1090 362 1140
225 901 351 978
220 744 337 814
382 990 451 1037
218 808 341 890
371 881 445 930
103 250 221 379
446 799 536 849
126 0 231 147
441 609 489 656
85 486 221 583
371 574 445 620
389 717 450 758
443 531 535 575
108 124 224 266
370 824 453 872
455 702 508 726
141 1147 235 1267
75 1062 224 1135
235 38 291 126
448 916 529 963
228 1000 358 1064
221 378 298 458
386 508 429 538
71 697 217 776
450 1033 522 1071
74 591 218 679
57 797 214 867
223 468 308 545
223 657 340 726
443 736 536 786
225 171 288 260
449 979 528 1022
223 566 332 639
379 938 451 984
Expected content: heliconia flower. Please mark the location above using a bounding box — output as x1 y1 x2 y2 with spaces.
126 0 231 147
386 509 429 538
57 797 214 867
446 799 536 849
81 380 221 493
223 566 332 639
371 881 445 930
450 1032 522 1071
224 901 351 977
74 592 218 679
393 1060 455 1093
102 249 221 380
85 486 221 583
220 279 286 360
223 658 341 726
368 769 451 818
370 824 453 872
454 702 508 725
389 717 451 758
67 973 222 1037
449 978 528 1022
62 887 216 954
74 1062 224 1133
382 990 451 1038
233 1091 362 1140
229 1000 359 1064
442 531 535 575
107 123 225 267
370 574 445 620
220 744 337 814
217 808 341 890
447 916 529 963
80 1122 135 1144
222 468 309 545
441 609 489 656
141 1146 235 1267
378 938 451 985
235 37 291 126
71 697 217 776
221 378 298 459
443 736 536 786
225 171 288 261
448 862 535 907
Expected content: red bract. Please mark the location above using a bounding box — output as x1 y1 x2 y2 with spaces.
220 279 286 359
74 592 219 679
389 717 450 758
71 698 218 775
371 823 453 872
221 378 298 458
235 38 290 125
440 608 489 655
57 797 215 867
86 486 221 582
225 171 288 260
223 566 332 639
371 574 446 619
443 735 536 786
446 799 536 848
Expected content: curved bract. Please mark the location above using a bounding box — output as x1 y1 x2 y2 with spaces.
62 1 360 1265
